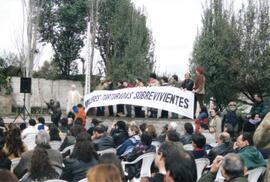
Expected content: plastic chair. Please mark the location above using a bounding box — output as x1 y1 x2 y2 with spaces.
247 166 266 182
122 152 155 182
44 180 68 182
151 141 161 151
97 148 117 155
214 167 225 182
78 178 87 182
183 144 193 151
11 157 21 172
195 158 210 181
50 141 62 150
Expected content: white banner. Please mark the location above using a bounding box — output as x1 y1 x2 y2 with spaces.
84 86 194 119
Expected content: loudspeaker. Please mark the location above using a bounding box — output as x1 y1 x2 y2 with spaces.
20 77 31 93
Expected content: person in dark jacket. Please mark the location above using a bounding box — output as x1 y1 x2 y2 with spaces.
208 132 234 163
92 124 114 151
180 122 194 145
199 154 248 182
60 132 98 182
46 99 62 127
0 136 11 170
110 120 129 147
191 133 207 159
181 72 194 91
124 132 156 180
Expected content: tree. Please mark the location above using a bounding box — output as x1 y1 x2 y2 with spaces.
33 61 58 79
38 0 87 78
96 0 155 82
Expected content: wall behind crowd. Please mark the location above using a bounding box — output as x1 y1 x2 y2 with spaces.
10 77 83 110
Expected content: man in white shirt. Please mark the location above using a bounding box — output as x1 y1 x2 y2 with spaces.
21 119 38 139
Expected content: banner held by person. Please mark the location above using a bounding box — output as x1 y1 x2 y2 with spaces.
84 86 194 119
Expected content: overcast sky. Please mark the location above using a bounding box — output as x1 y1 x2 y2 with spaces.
0 0 244 80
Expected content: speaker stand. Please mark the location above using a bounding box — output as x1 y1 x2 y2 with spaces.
14 93 32 123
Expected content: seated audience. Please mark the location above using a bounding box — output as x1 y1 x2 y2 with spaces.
234 132 266 170
191 133 207 159
199 154 248 182
146 124 158 141
158 124 168 142
165 148 197 182
14 131 63 179
110 120 129 147
0 138 11 170
35 117 48 131
180 122 194 145
139 123 147 133
59 118 69 133
61 132 98 182
3 126 27 160
124 132 156 180
208 132 234 163
49 125 62 150
166 130 181 143
20 148 58 182
21 119 37 140
0 170 19 182
116 125 140 156
99 153 125 181
195 106 209 132
92 124 114 151
59 125 84 151
75 104 86 128
87 164 123 182
253 112 270 182
199 123 216 144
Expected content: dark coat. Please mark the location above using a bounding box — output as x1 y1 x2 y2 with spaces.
192 148 207 159
181 79 194 91
208 143 234 163
180 133 192 145
249 101 269 119
93 135 114 151
60 158 98 182
110 128 129 147
0 154 11 170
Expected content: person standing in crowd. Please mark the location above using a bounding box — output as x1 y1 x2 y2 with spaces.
180 122 194 145
160 76 171 118
209 108 222 139
134 78 145 118
66 84 82 114
74 104 86 128
105 80 114 117
193 67 206 118
148 73 160 118
195 106 209 132
181 72 194 91
222 101 243 138
243 93 269 133
46 99 62 127
123 80 133 117
96 80 108 116
21 119 38 140
169 74 180 88
116 81 125 117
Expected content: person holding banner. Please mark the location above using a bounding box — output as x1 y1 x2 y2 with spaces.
134 78 145 118
193 67 206 118
148 73 160 118
116 81 125 117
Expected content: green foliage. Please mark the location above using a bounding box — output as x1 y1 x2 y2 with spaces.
38 0 87 78
97 0 155 83
33 61 58 79
191 0 270 107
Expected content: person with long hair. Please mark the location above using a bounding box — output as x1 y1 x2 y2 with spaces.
3 126 27 160
60 132 98 182
20 148 58 182
87 164 123 182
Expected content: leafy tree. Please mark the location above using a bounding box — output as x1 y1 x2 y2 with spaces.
33 61 58 79
38 0 87 78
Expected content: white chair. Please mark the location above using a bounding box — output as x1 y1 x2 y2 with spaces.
247 166 266 182
195 158 210 181
78 178 87 182
44 180 68 182
11 157 21 172
122 152 155 182
214 167 225 182
183 144 193 151
50 141 62 150
151 141 161 151
97 148 116 155
60 144 75 154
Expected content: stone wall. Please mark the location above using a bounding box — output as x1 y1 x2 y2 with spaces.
10 77 83 110
0 94 12 115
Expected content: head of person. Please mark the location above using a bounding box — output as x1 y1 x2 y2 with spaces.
0 171 18 182
224 123 234 137
123 80 128 87
162 124 169 133
146 124 157 139
172 74 178 82
228 101 237 111
149 73 157 80
135 78 142 84
221 153 246 181
254 93 263 103
60 118 68 127
168 122 178 131
29 119 36 126
115 120 127 131
20 123 27 131
161 76 169 84
217 132 231 145
92 118 101 126
195 66 204 75
5 126 24 157
30 148 57 181
71 84 76 91
49 99 55 105
185 72 191 80
37 117 45 125
166 130 180 142
165 150 197 182
69 125 84 137
35 130 51 149
192 133 206 149
99 153 125 181
49 125 61 141
128 125 140 137
236 132 254 149
74 118 83 126
210 108 219 118
71 132 97 163
117 80 123 87
184 123 194 135
87 164 122 182
77 104 83 109
141 132 152 146
139 123 147 133
93 124 107 139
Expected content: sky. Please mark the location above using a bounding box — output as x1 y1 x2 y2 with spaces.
0 0 245 80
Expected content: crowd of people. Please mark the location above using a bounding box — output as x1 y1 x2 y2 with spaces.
0 102 269 181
